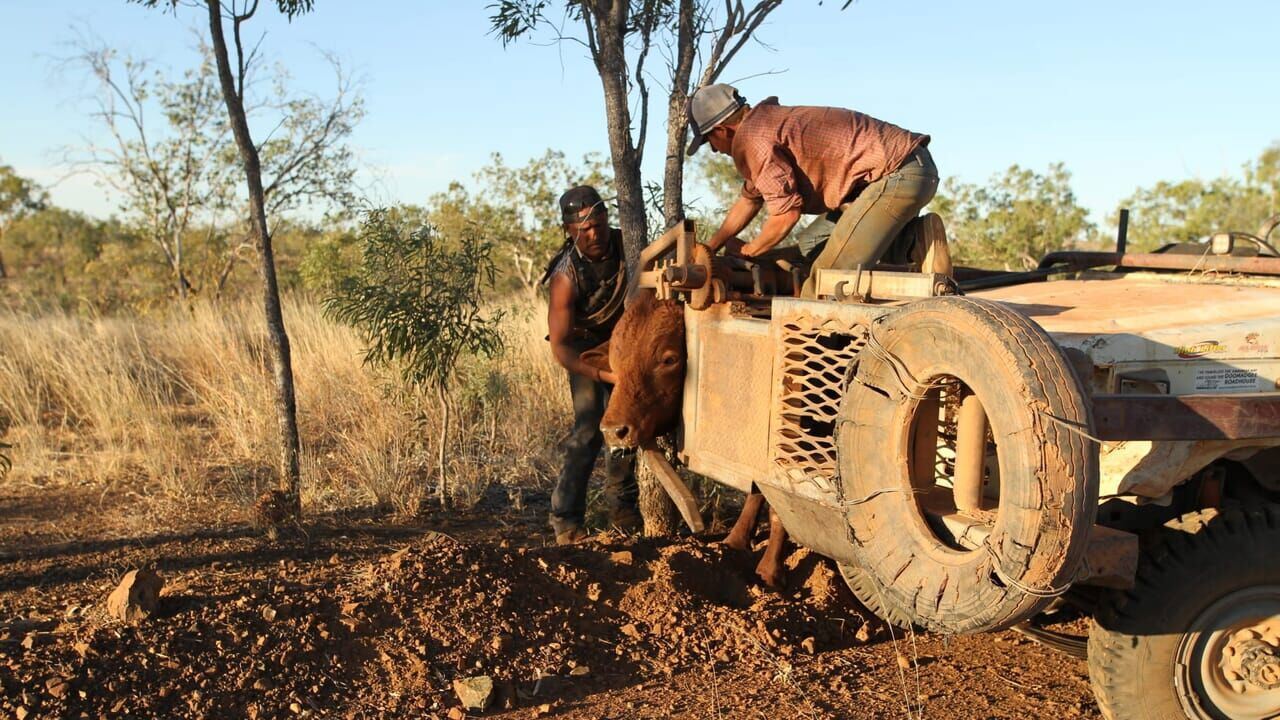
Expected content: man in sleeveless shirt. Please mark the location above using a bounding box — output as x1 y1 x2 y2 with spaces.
542 185 640 545
686 84 950 295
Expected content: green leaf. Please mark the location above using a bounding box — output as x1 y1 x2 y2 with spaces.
324 208 505 394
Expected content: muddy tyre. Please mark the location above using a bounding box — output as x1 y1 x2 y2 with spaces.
836 296 1097 634
837 562 915 629
1087 506 1280 720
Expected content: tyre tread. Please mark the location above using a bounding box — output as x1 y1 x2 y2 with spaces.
1086 504 1280 720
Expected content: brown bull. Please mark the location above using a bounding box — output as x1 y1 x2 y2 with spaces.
581 292 789 588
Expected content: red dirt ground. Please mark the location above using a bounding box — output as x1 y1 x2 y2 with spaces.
0 480 1100 719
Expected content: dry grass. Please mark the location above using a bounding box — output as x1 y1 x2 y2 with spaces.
0 295 568 515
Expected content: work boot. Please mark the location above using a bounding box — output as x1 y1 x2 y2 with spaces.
908 212 953 278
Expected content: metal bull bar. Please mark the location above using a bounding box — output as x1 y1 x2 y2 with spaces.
631 219 804 308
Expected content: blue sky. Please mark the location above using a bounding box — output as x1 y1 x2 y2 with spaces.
2 0 1278 232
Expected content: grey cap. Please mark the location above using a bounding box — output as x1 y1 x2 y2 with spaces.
686 83 746 156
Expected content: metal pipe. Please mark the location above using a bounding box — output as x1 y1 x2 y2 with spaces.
1259 214 1280 244
912 390 940 490
954 392 988 513
1037 251 1280 276
637 223 685 271
1116 208 1130 255
662 264 708 289
675 218 694 267
958 266 1061 292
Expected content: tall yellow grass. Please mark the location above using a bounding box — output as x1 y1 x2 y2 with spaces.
0 296 569 514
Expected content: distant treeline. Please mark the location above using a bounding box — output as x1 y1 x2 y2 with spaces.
2 142 1277 313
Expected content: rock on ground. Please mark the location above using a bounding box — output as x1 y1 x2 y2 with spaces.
452 675 494 711
106 569 163 622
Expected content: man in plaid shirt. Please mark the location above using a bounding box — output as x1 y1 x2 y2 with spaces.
686 84 948 294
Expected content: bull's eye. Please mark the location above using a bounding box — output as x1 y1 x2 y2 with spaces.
660 353 680 367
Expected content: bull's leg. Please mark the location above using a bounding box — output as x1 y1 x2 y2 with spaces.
754 507 788 590
722 491 766 551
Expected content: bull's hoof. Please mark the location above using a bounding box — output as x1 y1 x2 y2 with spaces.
721 533 752 552
755 561 786 590
554 527 589 546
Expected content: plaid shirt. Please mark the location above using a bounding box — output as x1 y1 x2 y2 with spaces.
732 97 928 216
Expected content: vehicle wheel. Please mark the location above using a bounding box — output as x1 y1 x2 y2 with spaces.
836 296 1098 634
837 562 915 629
1087 505 1280 720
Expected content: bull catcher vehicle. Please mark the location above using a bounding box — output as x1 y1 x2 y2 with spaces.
632 213 1280 720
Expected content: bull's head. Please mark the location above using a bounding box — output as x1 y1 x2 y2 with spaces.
580 292 686 449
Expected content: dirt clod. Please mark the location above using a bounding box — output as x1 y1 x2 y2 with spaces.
44 676 68 698
453 676 494 711
105 569 163 622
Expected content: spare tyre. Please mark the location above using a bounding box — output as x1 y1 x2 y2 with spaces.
835 296 1097 634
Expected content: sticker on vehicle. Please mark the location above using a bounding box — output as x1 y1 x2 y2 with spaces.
1192 367 1259 392
1176 340 1227 359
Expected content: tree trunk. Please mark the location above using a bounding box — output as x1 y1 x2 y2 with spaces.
637 455 681 537
436 384 450 507
590 2 649 267
206 0 302 519
661 0 697 228
584 2 682 533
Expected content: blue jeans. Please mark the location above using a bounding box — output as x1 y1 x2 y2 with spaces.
549 368 638 532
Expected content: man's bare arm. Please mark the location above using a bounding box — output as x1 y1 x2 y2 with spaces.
707 195 764 253
547 273 614 383
740 208 802 257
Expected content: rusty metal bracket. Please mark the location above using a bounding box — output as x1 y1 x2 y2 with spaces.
833 264 866 303
1092 393 1280 441
634 220 803 307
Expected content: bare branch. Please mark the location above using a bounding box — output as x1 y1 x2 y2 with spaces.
233 0 260 99
706 0 781 84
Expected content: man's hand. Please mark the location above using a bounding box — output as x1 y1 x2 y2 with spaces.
722 236 747 258
741 208 802 257
708 195 764 253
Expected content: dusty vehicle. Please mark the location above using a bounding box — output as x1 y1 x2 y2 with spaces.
633 216 1280 720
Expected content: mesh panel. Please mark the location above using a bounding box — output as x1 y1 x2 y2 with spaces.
772 315 868 494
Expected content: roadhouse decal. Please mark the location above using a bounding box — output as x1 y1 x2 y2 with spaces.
1192 367 1260 392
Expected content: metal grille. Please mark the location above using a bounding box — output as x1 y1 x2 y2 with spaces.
772 315 868 493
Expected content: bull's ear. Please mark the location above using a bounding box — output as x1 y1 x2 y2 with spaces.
579 341 612 374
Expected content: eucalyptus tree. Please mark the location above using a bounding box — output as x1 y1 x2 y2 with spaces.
930 163 1096 270
489 0 792 261
326 209 505 507
0 165 51 280
1116 143 1280 251
131 0 336 522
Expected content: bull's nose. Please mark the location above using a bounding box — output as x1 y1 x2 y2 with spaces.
601 423 636 448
